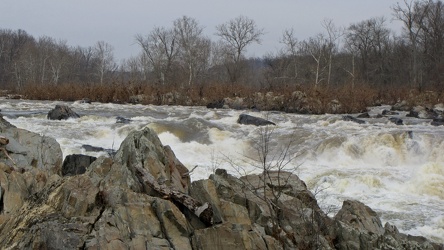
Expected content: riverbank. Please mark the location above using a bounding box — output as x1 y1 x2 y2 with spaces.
7 83 444 114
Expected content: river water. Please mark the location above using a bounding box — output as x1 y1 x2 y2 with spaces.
0 98 443 243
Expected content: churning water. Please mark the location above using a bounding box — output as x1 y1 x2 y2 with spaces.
1 98 443 243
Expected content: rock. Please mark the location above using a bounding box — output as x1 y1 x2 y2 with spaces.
382 109 399 116
206 100 225 109
61 154 97 176
389 117 404 125
342 115 365 124
116 116 131 124
431 118 444 126
392 100 411 111
357 112 370 118
333 200 440 250
335 200 385 235
0 124 441 250
82 144 116 156
0 115 62 174
74 98 91 104
223 97 245 110
406 106 437 119
192 222 276 250
237 114 276 126
47 105 80 120
433 103 444 117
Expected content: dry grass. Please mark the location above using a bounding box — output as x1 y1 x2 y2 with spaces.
14 81 444 114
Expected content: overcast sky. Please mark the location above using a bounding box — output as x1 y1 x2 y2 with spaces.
1 0 404 62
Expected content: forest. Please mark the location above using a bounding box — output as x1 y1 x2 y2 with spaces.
0 0 443 112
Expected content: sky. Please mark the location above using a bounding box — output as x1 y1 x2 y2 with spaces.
1 0 404 62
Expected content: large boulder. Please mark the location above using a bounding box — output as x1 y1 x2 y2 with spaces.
237 114 276 126
0 115 62 174
47 105 80 120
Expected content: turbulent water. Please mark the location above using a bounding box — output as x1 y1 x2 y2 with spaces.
1 98 443 243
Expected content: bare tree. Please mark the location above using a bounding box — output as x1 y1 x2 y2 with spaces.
345 17 391 84
215 16 264 83
392 0 431 87
174 16 211 86
301 34 329 87
322 19 344 86
135 27 178 85
93 41 117 84
281 28 299 80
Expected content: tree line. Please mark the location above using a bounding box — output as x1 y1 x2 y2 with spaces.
0 0 443 93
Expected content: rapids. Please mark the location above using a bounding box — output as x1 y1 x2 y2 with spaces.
0 98 443 243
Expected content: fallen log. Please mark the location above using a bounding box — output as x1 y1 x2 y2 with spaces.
135 166 213 226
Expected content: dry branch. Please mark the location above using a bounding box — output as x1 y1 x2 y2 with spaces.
135 166 213 226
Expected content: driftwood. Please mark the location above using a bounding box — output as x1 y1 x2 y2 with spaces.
0 136 15 166
135 166 213 226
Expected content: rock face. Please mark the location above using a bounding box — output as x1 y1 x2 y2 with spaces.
0 115 62 174
47 104 80 120
0 125 441 249
237 114 276 126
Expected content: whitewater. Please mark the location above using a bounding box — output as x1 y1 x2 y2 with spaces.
0 98 443 244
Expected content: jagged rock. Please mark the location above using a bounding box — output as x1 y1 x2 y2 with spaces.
0 114 62 174
47 105 80 120
237 114 276 126
342 115 365 124
333 200 440 249
61 154 97 176
335 200 385 235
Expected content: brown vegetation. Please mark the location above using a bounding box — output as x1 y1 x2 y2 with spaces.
12 82 444 114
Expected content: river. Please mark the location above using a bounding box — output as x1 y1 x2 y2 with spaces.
0 98 443 243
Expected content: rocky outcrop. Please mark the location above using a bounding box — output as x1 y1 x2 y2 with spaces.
237 114 276 126
0 125 441 249
47 105 80 120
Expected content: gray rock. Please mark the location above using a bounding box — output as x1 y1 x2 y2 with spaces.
389 117 404 125
342 115 366 124
407 106 437 119
237 114 276 126
47 105 80 120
